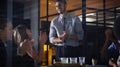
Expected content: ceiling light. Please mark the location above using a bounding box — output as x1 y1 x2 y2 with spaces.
49 2 52 5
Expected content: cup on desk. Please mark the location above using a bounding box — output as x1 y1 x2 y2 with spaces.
60 57 69 64
92 58 97 66
70 57 77 64
79 57 85 65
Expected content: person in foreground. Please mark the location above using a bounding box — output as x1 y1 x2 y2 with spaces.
101 28 119 67
0 17 19 67
13 24 47 67
49 0 84 60
113 16 120 67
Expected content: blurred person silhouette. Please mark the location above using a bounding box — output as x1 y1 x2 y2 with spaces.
113 16 120 67
0 17 19 67
114 16 120 40
13 24 47 67
101 28 119 67
49 0 84 60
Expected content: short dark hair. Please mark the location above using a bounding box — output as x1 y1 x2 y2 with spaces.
54 0 67 4
114 16 120 40
0 17 9 30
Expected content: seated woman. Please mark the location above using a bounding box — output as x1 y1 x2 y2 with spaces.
101 28 119 67
13 24 47 67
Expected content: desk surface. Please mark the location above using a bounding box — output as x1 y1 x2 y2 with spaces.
47 63 108 67
86 65 108 67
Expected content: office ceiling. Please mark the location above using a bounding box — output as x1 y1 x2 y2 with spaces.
40 0 120 21
15 0 120 26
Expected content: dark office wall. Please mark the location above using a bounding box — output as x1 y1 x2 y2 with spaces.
13 1 24 28
0 0 7 17
0 0 24 28
85 26 105 64
13 1 24 19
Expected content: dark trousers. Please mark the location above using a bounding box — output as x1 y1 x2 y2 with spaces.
55 45 83 61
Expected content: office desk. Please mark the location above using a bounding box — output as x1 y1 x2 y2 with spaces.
48 63 108 67
86 65 108 67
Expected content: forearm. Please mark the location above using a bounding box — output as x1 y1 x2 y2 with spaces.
18 47 26 56
103 40 110 48
53 34 78 42
32 45 44 62
53 37 63 43
36 49 44 62
18 42 27 56
101 43 109 53
26 48 38 61
101 40 110 58
69 34 78 40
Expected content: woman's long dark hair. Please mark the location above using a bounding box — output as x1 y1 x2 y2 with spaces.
14 25 30 45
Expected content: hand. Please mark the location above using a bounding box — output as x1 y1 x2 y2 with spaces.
39 32 47 45
59 31 68 41
19 39 34 54
109 58 118 67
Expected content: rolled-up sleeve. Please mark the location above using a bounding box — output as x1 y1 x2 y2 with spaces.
49 20 56 44
74 17 84 40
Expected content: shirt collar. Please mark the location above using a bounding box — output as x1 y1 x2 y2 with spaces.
59 13 69 19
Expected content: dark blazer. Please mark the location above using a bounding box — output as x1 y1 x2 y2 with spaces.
0 40 7 67
18 54 35 67
0 40 18 67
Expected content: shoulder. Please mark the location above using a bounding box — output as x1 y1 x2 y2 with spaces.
51 16 59 23
67 14 80 22
67 13 78 19
108 43 117 50
67 14 77 18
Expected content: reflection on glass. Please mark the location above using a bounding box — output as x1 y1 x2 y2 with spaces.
79 57 85 65
70 57 77 64
92 58 97 66
60 57 69 64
